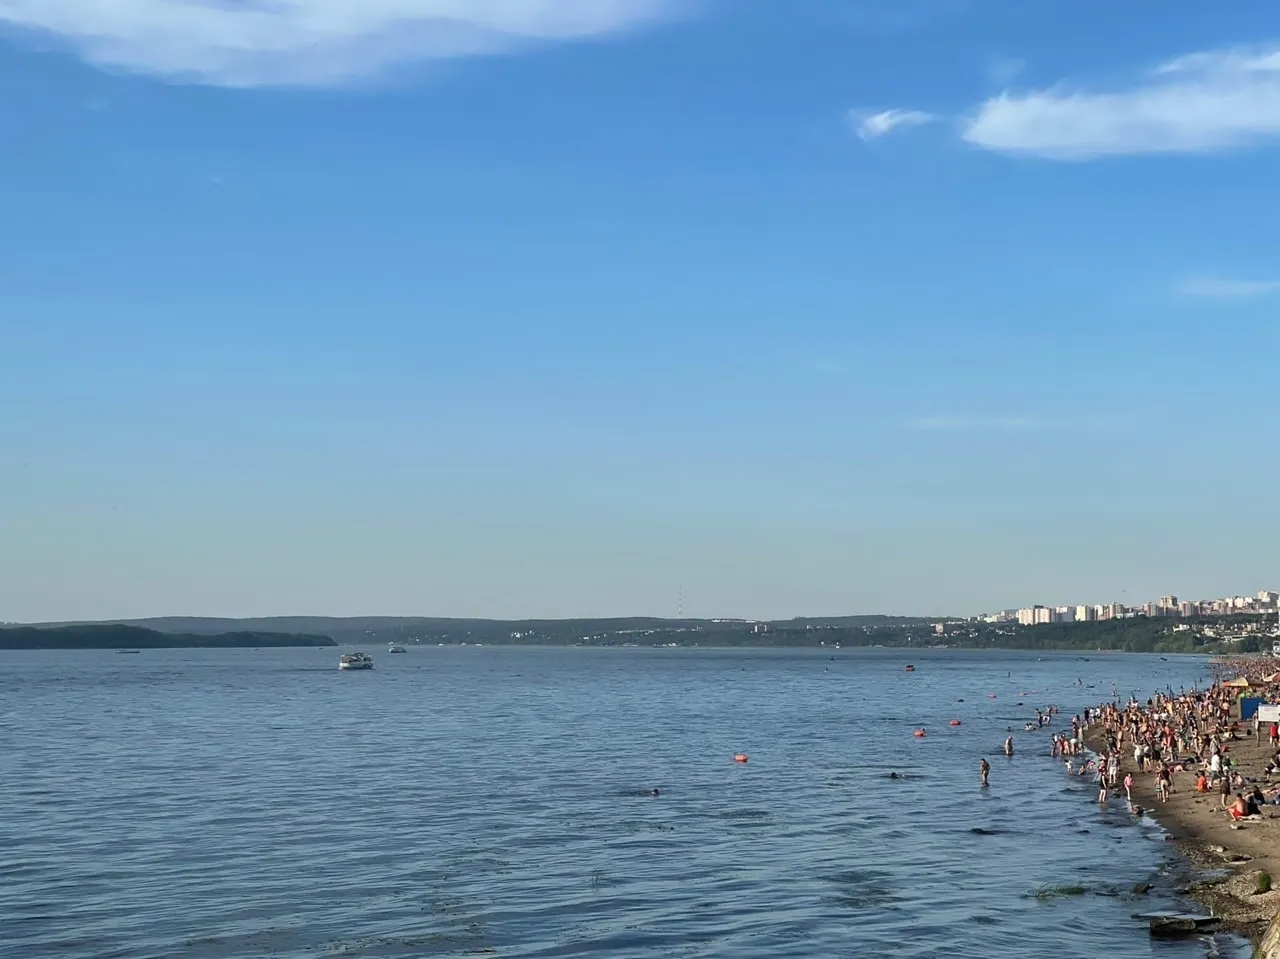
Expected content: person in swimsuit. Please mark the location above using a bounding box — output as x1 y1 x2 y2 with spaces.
1004 737 1013 757
1229 794 1249 819
979 758 990 787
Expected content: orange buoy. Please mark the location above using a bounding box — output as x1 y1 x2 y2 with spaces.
913 729 926 737
949 720 962 726
734 753 749 763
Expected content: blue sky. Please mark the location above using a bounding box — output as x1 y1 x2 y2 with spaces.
2 0 1279 622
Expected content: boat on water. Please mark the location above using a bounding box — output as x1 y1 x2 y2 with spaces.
387 643 407 654
339 652 374 670
116 649 141 655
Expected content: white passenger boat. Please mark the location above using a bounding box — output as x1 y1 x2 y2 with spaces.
339 652 374 670
388 643 407 653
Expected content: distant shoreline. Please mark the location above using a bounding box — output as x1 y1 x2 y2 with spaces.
0 624 336 651
10 613 1270 656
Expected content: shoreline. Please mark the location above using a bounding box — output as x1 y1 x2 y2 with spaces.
1084 712 1280 945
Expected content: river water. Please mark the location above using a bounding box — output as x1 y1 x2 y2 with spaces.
2 646 1248 958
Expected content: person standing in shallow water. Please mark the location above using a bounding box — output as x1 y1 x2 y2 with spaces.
980 758 990 787
1004 737 1014 757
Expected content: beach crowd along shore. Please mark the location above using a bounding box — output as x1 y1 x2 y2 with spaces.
1075 657 1280 943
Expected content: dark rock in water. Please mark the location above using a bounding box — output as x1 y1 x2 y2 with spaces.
1148 917 1220 938
970 827 998 835
1149 919 1197 938
1132 882 1152 895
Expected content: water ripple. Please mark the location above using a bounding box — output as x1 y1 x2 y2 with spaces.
1 646 1247 958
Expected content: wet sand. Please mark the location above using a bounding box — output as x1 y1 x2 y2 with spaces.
1087 724 1280 942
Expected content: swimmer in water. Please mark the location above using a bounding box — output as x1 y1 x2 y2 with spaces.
979 758 990 787
650 788 660 797
889 772 900 779
1004 736 1014 757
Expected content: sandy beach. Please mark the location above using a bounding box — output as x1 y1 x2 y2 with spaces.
1084 669 1280 944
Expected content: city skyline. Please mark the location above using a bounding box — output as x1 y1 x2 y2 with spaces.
988 589 1280 627
4 3 1280 622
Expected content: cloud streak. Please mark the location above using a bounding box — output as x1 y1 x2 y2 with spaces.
962 42 1280 159
0 0 686 87
854 108 937 141
1177 276 1280 299
908 416 1036 431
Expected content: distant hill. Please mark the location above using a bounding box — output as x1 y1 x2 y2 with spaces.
0 624 337 650
12 613 1264 655
22 615 943 648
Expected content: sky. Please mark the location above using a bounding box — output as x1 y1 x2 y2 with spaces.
2 0 1280 623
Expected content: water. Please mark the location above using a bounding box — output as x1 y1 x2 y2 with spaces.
2 646 1247 958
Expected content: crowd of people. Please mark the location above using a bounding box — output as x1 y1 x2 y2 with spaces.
1072 663 1280 821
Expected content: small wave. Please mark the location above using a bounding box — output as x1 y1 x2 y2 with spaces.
717 809 771 820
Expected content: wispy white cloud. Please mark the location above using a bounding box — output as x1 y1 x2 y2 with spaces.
1177 276 1280 299
908 416 1036 431
963 42 1280 159
840 0 973 34
986 57 1025 86
853 108 937 141
909 414 1137 433
0 0 687 87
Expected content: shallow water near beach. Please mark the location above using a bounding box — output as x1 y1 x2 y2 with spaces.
2 646 1252 958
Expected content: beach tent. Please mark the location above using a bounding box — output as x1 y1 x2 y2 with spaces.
1222 677 1251 688
1264 672 1280 683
